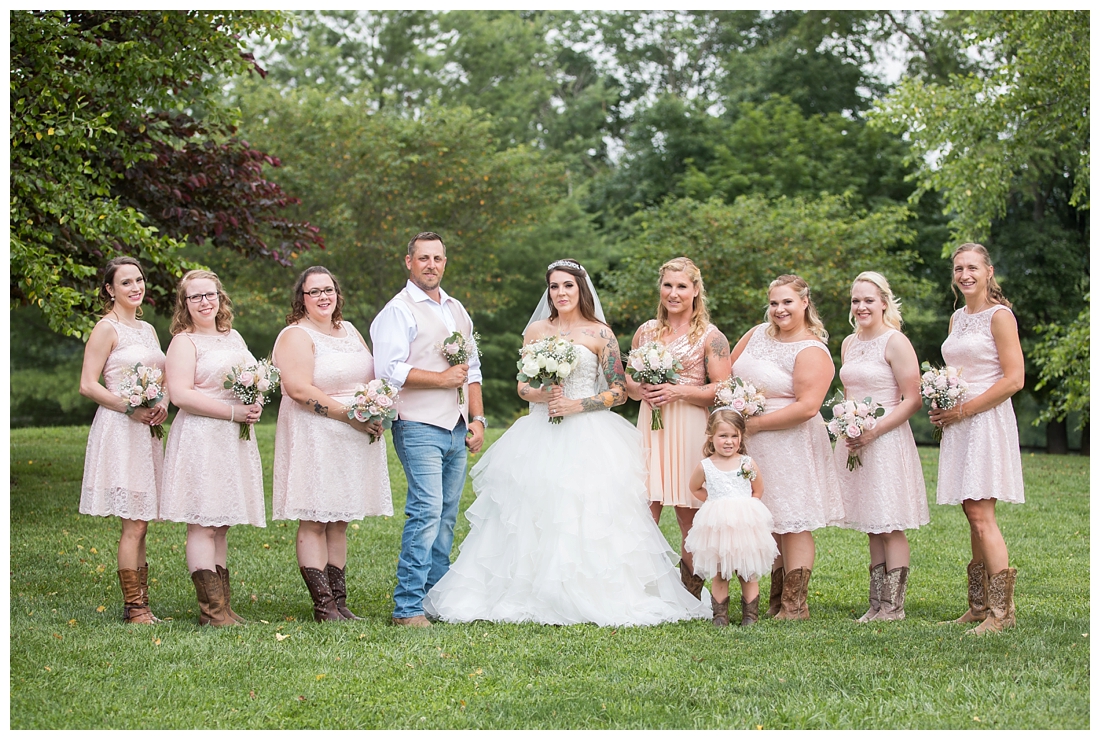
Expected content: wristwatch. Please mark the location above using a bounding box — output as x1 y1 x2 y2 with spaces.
470 415 488 429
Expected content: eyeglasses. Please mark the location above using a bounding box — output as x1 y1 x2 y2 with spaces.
305 287 337 298
185 292 219 304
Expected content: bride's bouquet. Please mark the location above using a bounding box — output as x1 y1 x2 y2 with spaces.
438 330 480 404
223 359 280 440
346 378 399 444
714 376 767 417
626 341 682 430
920 361 969 441
119 362 166 439
824 389 886 471
516 336 578 424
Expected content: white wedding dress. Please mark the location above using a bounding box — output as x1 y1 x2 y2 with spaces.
424 345 711 626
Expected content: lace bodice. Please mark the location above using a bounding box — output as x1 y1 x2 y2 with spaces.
528 343 601 416
277 322 374 400
184 330 257 402
731 325 832 410
941 306 1012 395
840 330 902 409
101 319 165 393
636 320 719 385
701 457 754 501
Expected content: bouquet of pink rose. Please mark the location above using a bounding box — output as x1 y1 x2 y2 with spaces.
626 341 682 430
516 336 578 424
119 362 166 439
920 361 969 442
346 378 399 443
223 359 281 440
438 330 480 404
714 376 767 417
824 389 886 471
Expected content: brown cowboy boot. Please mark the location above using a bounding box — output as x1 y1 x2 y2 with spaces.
300 566 345 622
775 567 811 620
325 564 362 620
967 568 1017 635
953 561 989 624
764 567 784 618
191 568 236 627
679 559 704 600
216 565 246 624
872 566 910 622
117 569 155 624
740 595 759 627
710 594 730 627
856 563 886 623
136 563 163 623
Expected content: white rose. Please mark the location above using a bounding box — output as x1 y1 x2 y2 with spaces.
645 350 661 367
537 355 547 368
522 361 540 377
544 357 558 373
945 366 959 378
557 361 571 377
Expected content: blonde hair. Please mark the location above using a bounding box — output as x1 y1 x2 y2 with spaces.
849 271 903 331
764 274 828 341
170 269 234 335
950 243 1012 309
655 257 710 344
702 408 748 458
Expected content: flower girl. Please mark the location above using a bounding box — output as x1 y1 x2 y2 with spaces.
684 408 779 626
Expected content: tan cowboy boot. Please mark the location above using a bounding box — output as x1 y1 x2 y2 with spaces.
872 566 909 621
857 563 886 623
117 568 155 624
136 563 163 623
217 565 246 624
764 567 784 618
775 567 811 620
967 568 1017 635
191 568 236 627
953 561 989 624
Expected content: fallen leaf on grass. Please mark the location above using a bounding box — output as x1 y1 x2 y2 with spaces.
153 638 161 646
297 696 305 702
251 594 258 602
96 606 106 613
259 619 269 624
90 548 97 554
973 717 981 722
275 633 290 642
68 619 77 627
316 674 325 680
285 616 296 622
263 543 270 549
43 666 50 672
351 523 360 530
96 565 106 573
756 726 763 731
52 633 63 640
468 668 483 677
249 691 256 699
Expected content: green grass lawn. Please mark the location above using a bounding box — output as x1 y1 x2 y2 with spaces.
9 423 1090 729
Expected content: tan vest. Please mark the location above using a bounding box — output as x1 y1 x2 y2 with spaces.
394 288 472 429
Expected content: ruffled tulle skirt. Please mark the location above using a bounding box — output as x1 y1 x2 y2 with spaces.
424 407 711 626
684 497 779 582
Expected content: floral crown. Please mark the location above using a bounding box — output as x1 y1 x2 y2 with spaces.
709 405 744 417
547 259 585 275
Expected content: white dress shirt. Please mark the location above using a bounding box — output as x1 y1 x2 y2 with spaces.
370 280 483 389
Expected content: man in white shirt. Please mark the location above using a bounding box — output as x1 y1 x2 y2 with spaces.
370 232 486 627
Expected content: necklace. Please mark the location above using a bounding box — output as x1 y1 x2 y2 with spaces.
108 310 141 330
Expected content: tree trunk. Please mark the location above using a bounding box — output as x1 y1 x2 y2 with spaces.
1046 418 1068 455
1080 421 1089 456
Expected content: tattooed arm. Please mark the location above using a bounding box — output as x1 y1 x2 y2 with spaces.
515 321 556 403
549 327 627 417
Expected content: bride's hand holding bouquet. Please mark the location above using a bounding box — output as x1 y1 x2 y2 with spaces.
516 336 578 424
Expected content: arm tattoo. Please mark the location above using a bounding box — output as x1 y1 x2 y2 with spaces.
520 385 531 398
308 398 328 416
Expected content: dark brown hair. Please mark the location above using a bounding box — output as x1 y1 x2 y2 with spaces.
950 242 1012 309
545 259 606 326
408 231 446 257
286 266 344 328
702 408 749 458
100 256 146 317
170 269 234 335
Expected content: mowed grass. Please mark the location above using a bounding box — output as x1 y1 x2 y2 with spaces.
8 423 1090 729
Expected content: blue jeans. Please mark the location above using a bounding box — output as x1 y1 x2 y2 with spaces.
391 418 468 618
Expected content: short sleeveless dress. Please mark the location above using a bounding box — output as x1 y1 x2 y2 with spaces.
835 330 930 532
635 320 723 509
731 325 844 532
936 305 1025 505
79 319 165 521
160 330 266 527
684 457 779 582
272 322 393 521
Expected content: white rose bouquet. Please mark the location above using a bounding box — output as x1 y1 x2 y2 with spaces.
223 359 280 440
626 341 682 430
824 389 886 471
516 336 578 424
438 330 480 404
920 361 969 442
714 376 767 417
346 378 399 444
119 362 166 439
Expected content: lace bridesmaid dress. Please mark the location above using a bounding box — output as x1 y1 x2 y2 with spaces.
937 306 1025 505
684 457 779 581
272 323 392 521
79 319 165 521
835 330 930 532
731 326 844 532
424 344 711 626
160 330 266 527
635 320 722 508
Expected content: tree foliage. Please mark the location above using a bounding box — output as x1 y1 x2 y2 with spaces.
1032 296 1090 428
871 10 1090 245
9 10 317 337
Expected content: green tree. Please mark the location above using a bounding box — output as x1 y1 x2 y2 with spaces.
1032 296 1090 429
10 10 298 338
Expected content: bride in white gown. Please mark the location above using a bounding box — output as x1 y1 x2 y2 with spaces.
424 259 710 626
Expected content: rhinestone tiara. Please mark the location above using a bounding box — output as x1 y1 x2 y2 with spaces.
547 259 585 275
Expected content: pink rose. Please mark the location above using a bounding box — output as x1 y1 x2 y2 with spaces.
864 416 877 430
376 395 393 408
353 408 370 422
144 386 159 400
239 371 255 387
732 398 746 411
128 394 142 407
256 379 270 393
444 342 460 355
845 423 862 438
367 379 383 392
629 356 646 372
